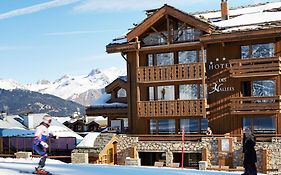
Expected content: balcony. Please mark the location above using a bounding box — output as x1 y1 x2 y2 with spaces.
137 63 204 83
230 96 281 115
137 99 206 118
229 57 281 78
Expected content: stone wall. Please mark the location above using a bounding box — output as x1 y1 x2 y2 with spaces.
116 135 281 171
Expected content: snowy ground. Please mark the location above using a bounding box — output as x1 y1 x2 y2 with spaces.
0 158 266 175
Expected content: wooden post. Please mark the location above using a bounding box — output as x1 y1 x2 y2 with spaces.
261 149 268 174
202 147 208 161
166 15 171 45
181 128 185 168
201 45 207 118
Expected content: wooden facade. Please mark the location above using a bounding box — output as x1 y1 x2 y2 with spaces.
105 3 281 137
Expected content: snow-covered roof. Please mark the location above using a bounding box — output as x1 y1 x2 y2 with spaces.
0 113 83 143
91 93 128 108
118 76 127 82
110 1 281 43
0 128 34 137
196 2 281 21
110 36 127 45
0 115 26 129
198 1 281 32
76 132 100 148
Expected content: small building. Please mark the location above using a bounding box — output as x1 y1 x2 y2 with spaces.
63 119 100 133
73 133 118 164
0 113 83 162
86 76 128 133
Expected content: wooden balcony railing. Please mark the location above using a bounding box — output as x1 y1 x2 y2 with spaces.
137 63 204 83
229 57 281 78
137 99 206 118
230 96 281 115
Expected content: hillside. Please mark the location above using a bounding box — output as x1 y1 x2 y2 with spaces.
0 89 85 116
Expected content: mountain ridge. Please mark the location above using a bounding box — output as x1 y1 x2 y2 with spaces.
0 67 125 106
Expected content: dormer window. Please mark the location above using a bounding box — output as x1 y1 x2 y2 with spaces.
117 88 127 98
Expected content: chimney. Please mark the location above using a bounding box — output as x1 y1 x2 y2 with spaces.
221 0 229 20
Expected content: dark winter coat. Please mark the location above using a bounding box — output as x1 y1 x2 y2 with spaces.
243 134 257 165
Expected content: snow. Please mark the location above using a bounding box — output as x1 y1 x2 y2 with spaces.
110 36 127 44
76 132 100 148
214 11 281 28
91 93 128 108
0 157 266 175
0 79 27 90
0 67 126 106
196 2 281 20
0 113 83 143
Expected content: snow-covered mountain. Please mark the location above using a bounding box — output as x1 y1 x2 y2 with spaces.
0 67 126 106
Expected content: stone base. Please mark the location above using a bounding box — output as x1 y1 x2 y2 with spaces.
125 157 141 166
15 152 32 159
199 161 208 170
71 153 89 164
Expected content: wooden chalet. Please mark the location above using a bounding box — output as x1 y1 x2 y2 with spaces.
63 120 100 133
105 1 281 137
86 76 128 133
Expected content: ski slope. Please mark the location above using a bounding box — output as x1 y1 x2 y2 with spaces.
0 158 265 175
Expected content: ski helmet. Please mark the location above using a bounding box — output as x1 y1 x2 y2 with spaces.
43 115 52 125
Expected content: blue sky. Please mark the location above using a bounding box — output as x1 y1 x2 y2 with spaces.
0 0 275 83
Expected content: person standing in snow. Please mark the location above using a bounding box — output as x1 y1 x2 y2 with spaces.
33 115 54 175
242 127 257 175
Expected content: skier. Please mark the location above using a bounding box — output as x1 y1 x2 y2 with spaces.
33 115 54 175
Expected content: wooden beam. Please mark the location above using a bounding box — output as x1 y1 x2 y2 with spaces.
166 15 171 45
201 27 281 44
151 26 167 42
127 7 166 41
165 7 214 33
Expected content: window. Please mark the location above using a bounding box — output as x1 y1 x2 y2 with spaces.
149 87 155 101
157 86 174 100
241 43 274 59
117 88 126 97
150 119 175 134
180 119 208 134
150 119 157 134
201 119 208 133
142 32 167 46
158 119 176 134
242 80 275 97
178 50 198 63
147 54 153 66
179 84 202 100
173 23 202 43
243 117 276 134
181 119 199 133
253 80 275 97
156 53 174 66
178 50 206 63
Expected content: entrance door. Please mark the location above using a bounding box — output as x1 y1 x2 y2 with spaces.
173 153 201 168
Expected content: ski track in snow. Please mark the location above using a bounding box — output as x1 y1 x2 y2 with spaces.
0 158 266 175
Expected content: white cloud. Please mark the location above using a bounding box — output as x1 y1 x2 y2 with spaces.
73 0 205 12
0 0 81 20
45 29 122 36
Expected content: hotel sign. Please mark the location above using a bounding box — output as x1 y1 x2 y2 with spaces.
208 57 235 95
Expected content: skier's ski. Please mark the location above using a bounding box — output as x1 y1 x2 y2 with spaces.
19 170 56 175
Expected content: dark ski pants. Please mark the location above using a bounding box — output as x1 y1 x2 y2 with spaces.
33 144 48 168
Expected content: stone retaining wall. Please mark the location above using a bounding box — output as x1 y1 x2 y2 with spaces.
117 135 281 171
